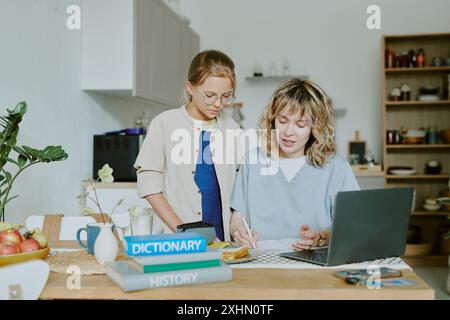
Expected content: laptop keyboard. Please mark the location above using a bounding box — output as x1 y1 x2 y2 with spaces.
282 249 329 265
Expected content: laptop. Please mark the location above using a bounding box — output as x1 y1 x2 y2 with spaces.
279 187 414 266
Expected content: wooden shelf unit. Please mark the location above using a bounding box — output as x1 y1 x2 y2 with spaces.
385 100 450 106
386 174 450 180
386 66 450 73
386 144 450 149
382 33 450 266
412 211 449 217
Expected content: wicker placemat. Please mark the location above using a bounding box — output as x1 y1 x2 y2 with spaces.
47 249 128 275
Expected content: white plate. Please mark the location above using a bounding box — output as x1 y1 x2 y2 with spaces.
418 95 440 101
390 169 416 175
223 250 258 264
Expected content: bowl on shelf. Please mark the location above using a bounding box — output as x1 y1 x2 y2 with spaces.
387 166 416 175
420 85 440 95
403 136 425 144
418 94 440 101
425 198 439 205
425 160 442 175
402 129 426 144
422 203 442 211
403 243 433 257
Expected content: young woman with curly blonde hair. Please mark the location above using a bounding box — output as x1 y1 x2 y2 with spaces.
229 79 360 249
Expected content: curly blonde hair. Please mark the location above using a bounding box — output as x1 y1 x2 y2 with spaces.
259 79 336 167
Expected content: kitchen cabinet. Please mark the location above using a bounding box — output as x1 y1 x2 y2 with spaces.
81 0 199 107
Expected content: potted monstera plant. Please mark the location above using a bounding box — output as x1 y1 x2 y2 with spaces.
0 101 68 264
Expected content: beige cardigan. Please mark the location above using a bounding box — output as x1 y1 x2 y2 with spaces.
134 106 241 241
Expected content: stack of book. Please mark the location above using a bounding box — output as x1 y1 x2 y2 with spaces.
105 232 232 292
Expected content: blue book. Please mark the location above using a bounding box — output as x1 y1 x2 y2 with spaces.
123 232 207 257
105 261 232 292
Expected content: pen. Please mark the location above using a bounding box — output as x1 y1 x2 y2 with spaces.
242 216 256 249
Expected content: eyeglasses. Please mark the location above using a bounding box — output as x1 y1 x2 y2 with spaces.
193 87 235 106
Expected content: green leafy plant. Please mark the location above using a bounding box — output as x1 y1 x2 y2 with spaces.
0 101 68 221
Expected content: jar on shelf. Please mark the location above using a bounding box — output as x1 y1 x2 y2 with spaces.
408 49 417 68
400 52 409 68
425 126 438 144
389 87 401 101
385 48 395 68
400 83 411 101
417 49 426 67
395 53 402 68
386 130 395 144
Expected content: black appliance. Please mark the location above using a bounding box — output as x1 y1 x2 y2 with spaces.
93 134 144 181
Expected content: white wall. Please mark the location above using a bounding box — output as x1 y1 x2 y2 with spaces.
0 0 167 224
180 0 450 162
1 0 450 224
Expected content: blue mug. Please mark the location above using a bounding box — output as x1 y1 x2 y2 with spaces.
76 223 115 255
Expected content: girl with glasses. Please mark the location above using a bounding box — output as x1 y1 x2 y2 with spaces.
134 50 241 241
230 79 360 249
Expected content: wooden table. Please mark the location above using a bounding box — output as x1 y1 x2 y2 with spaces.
40 268 434 300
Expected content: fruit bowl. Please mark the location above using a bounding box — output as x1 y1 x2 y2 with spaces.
0 246 50 266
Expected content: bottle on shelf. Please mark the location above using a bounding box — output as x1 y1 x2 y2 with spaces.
253 62 263 77
416 49 426 67
408 49 417 68
385 47 395 68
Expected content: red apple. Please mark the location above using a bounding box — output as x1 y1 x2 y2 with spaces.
0 242 20 255
0 229 23 245
19 238 40 253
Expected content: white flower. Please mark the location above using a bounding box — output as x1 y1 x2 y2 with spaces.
98 164 114 183
129 205 144 217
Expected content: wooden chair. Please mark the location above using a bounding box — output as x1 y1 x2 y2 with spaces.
24 213 130 249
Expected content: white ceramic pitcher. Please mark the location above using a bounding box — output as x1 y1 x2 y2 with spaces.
94 223 118 265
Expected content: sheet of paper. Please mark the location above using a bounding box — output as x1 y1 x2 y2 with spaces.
230 250 412 270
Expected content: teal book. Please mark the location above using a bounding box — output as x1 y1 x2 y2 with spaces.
127 259 221 273
123 232 207 257
131 248 222 265
128 248 223 273
105 261 232 292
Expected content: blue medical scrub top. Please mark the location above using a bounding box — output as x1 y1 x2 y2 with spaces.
230 148 360 240
194 131 224 240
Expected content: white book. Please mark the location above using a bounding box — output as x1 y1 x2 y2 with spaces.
105 261 232 292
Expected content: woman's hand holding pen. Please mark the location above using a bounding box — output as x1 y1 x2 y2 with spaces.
232 227 259 248
292 224 327 251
